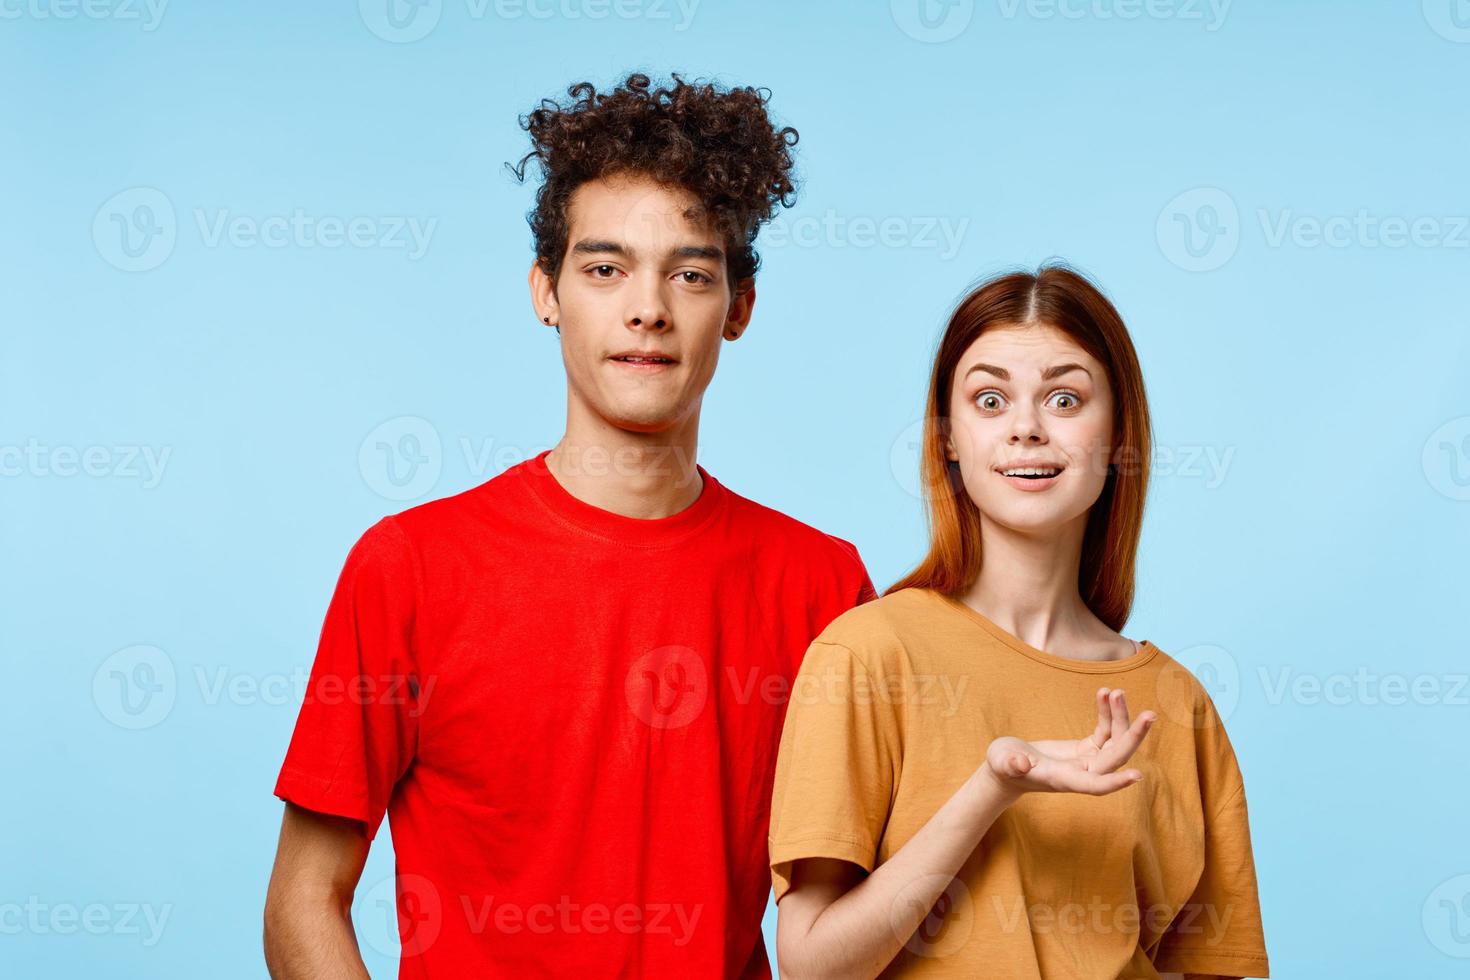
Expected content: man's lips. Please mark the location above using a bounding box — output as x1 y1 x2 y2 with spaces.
608 352 677 371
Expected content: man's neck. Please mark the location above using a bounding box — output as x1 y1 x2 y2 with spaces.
545 410 705 520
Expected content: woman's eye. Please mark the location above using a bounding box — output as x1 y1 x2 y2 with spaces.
976 390 1006 412
1047 391 1082 411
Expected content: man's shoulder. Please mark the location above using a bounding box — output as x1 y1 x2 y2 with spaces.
718 481 865 569
377 457 536 537
806 588 936 666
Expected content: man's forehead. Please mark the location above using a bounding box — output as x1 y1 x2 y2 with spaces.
566 176 719 239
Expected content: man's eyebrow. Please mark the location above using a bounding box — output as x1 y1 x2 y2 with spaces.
569 239 626 257
567 239 725 262
673 244 724 262
962 362 1092 381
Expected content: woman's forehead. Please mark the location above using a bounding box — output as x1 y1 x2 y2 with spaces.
959 322 1099 372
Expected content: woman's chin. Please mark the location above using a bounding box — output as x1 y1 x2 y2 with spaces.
972 498 1090 537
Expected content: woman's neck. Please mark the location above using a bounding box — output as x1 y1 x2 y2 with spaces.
958 512 1117 658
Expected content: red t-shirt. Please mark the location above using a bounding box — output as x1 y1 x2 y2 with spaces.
274 450 876 977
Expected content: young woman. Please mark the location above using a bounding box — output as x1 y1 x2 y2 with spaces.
768 266 1269 979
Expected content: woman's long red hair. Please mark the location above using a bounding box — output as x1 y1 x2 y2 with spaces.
885 265 1153 632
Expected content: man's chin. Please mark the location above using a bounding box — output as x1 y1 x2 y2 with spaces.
596 399 688 434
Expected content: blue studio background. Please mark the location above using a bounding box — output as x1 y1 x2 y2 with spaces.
4 1 1468 976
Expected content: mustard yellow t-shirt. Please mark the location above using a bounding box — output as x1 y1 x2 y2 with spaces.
768 587 1269 979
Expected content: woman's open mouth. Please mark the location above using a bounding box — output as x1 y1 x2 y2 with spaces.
996 465 1064 491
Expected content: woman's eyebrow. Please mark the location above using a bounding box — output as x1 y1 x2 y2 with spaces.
964 362 1010 380
963 362 1092 381
1042 363 1092 380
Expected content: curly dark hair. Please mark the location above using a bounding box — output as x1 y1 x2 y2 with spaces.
509 71 799 289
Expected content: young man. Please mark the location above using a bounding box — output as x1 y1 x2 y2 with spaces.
262 73 876 978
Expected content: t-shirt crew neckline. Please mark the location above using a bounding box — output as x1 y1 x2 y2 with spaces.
520 448 726 547
928 588 1159 674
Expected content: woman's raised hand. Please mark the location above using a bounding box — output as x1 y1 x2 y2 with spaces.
984 687 1158 797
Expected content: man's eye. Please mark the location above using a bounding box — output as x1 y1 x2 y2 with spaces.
678 270 712 285
976 391 1006 411
590 265 618 278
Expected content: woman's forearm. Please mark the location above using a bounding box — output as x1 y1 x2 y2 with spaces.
776 763 1018 980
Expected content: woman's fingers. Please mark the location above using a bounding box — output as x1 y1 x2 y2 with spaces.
989 688 1159 795
1109 689 1131 744
1089 687 1113 747
987 737 1039 779
1078 767 1145 796
1004 752 1035 778
1047 760 1142 795
1093 710 1157 773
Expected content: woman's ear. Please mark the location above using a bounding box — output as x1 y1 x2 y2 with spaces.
936 415 960 463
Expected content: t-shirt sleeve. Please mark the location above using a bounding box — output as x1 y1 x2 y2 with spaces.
272 516 422 842
825 532 879 606
1153 696 1270 978
768 639 900 903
